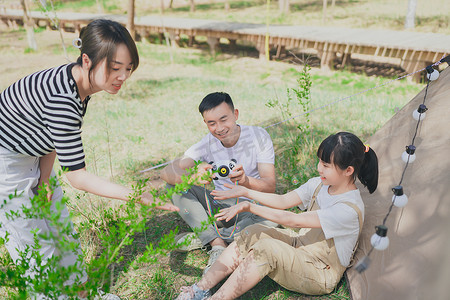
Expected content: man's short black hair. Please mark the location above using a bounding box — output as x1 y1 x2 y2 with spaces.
198 92 234 115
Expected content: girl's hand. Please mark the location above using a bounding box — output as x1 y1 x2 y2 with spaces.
211 183 248 200
215 202 250 222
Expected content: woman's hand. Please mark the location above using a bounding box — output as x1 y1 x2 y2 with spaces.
37 177 53 202
211 183 248 200
140 192 179 211
215 202 251 222
38 151 57 202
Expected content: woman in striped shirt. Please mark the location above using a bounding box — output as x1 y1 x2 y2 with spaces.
0 19 177 298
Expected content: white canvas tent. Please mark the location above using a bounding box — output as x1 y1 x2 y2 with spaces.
347 64 450 300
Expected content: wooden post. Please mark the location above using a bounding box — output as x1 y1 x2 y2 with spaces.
229 39 237 51
170 33 180 48
207 37 219 56
318 42 336 71
255 38 266 60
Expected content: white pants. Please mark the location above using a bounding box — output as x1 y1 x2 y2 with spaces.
0 147 87 298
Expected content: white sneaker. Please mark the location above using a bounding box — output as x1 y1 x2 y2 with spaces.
203 245 225 275
175 232 203 252
175 284 211 300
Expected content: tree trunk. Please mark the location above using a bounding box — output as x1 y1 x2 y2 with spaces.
20 0 37 51
189 0 195 12
278 0 289 14
160 0 164 13
224 0 230 11
127 0 135 39
405 0 417 29
322 0 328 23
96 0 104 13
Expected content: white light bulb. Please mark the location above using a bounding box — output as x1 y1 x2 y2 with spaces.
412 109 426 121
401 151 416 163
392 194 408 208
427 69 439 81
371 225 389 251
371 233 390 251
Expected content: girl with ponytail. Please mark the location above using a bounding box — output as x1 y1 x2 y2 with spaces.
175 132 378 299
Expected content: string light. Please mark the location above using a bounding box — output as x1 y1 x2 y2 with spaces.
355 256 371 273
371 225 390 251
355 59 447 274
426 66 439 81
412 104 427 121
401 145 416 163
392 185 408 208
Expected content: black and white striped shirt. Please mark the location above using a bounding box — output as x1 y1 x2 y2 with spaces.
0 63 89 171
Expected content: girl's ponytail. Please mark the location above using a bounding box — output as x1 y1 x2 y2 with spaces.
358 147 379 194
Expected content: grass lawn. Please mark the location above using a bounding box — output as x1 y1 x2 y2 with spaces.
0 25 424 299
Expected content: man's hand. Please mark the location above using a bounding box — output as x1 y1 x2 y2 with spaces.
192 162 214 185
228 164 248 185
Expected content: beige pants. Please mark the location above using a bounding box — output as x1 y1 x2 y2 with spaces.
236 224 346 295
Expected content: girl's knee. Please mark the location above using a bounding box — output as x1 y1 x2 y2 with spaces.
241 224 276 239
249 239 279 268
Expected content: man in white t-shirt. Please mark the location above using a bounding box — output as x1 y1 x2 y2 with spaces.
161 92 277 273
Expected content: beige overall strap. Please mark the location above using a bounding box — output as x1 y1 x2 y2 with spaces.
342 201 363 267
342 201 363 235
307 183 323 212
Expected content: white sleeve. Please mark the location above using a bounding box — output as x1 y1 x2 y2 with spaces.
293 177 321 211
184 136 208 162
254 127 275 164
317 203 360 239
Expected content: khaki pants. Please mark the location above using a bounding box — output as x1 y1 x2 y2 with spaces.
236 224 346 295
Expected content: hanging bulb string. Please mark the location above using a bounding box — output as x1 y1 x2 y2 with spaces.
383 76 431 225
204 180 240 239
357 63 441 272
410 80 431 146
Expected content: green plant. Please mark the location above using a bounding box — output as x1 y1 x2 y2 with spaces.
0 176 86 298
0 161 217 298
266 63 314 191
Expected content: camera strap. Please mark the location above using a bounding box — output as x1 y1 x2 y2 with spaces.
204 181 239 239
